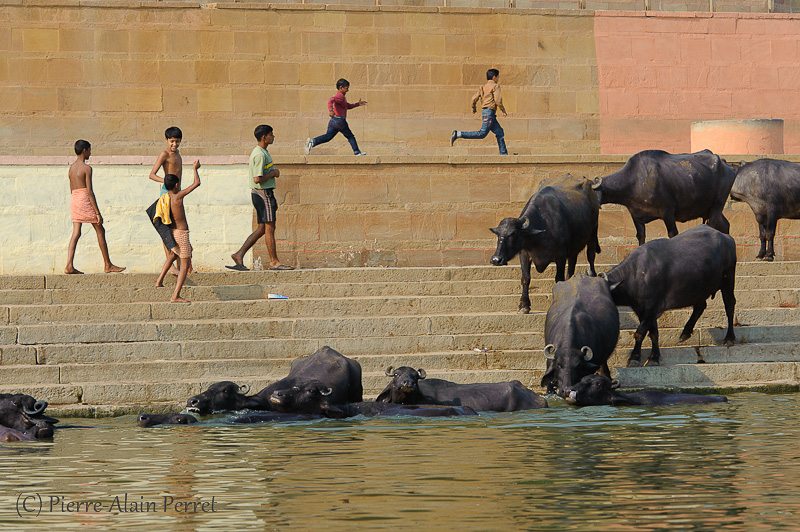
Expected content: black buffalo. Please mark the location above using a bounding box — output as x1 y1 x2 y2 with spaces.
137 413 198 428
564 374 728 406
376 366 548 412
592 149 736 245
186 346 363 414
1 426 37 442
491 173 600 313
541 272 620 396
0 393 58 439
606 224 737 367
730 158 800 261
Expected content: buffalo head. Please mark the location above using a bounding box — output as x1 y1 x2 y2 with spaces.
269 380 343 417
186 382 256 415
490 217 545 266
0 394 58 439
540 344 601 397
376 366 428 404
564 374 626 406
137 413 198 428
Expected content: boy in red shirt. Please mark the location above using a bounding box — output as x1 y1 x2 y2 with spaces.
305 78 367 156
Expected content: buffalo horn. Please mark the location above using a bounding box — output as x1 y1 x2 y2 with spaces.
591 176 602 189
23 400 47 416
611 379 621 390
417 369 427 379
520 217 530 230
598 272 608 280
239 384 250 395
385 366 394 377
543 344 555 359
581 346 594 361
320 387 333 396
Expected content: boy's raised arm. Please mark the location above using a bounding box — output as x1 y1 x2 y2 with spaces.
149 151 167 183
177 160 202 198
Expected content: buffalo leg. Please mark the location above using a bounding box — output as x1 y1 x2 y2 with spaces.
633 217 647 246
679 300 707 342
644 321 661 366
554 257 566 283
764 218 778 262
721 274 736 347
664 215 679 239
627 319 649 367
566 254 578 280
519 253 532 314
708 209 730 235
756 223 768 260
586 228 599 276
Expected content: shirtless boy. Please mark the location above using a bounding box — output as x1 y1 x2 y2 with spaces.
65 139 125 275
155 160 201 303
149 126 184 273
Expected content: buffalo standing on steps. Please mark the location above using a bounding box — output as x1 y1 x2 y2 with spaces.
186 346 363 414
564 374 728 407
729 158 800 262
490 173 601 313
376 366 548 412
0 393 58 440
592 149 736 246
541 272 620 397
606 225 737 368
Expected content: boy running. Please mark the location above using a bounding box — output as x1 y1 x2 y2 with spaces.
65 140 125 275
450 68 508 155
305 78 367 156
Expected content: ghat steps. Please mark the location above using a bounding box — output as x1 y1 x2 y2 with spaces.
1 263 799 415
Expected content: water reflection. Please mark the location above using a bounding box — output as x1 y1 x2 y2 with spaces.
1 393 800 531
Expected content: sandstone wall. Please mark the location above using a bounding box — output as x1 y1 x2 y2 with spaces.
2 156 800 275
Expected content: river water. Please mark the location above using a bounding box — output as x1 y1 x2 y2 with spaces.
1 392 799 531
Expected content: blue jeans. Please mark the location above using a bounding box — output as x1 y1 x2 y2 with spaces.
460 108 508 155
312 117 361 154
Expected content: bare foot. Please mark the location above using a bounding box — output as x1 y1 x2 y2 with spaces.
170 296 190 304
156 282 164 288
105 264 126 273
168 267 180 275
64 267 84 274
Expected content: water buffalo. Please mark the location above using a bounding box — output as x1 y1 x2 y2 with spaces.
490 173 601 313
266 380 477 419
592 149 736 245
0 426 37 442
730 158 800 261
376 366 548 412
137 413 198 428
606 224 737 368
564 374 728 407
186 346 363 414
0 393 58 439
541 272 620 396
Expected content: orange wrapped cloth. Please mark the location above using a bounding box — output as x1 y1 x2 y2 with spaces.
172 229 192 260
70 188 99 223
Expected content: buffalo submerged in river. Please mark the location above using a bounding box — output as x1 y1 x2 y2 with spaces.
490 173 601 313
564 374 728 407
0 393 58 441
592 149 736 246
186 346 363 415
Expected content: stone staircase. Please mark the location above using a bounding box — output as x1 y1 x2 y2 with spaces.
1 263 800 415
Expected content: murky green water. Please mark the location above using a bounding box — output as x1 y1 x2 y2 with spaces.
2 393 800 531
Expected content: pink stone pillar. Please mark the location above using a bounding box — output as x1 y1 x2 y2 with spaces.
691 119 784 154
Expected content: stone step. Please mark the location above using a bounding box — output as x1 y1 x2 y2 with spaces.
2 261 799 291
5 286 798 325
615 361 800 390
2 274 798 305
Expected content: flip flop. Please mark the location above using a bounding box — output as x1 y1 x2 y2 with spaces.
225 264 250 271
269 264 294 271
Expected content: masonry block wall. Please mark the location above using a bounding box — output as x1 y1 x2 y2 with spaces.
2 157 799 274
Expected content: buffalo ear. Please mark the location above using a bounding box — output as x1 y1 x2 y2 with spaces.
608 280 622 292
611 379 621 390
490 227 500 236
417 369 427 379
540 358 555 388
321 404 346 419
375 386 393 403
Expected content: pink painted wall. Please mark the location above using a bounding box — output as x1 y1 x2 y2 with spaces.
594 12 800 154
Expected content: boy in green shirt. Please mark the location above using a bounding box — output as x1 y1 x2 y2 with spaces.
228 124 293 271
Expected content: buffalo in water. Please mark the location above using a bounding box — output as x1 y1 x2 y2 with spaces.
541 272 620 397
186 346 362 414
730 158 800 261
564 374 728 407
490 173 601 313
606 225 737 368
137 413 198 428
376 366 547 412
592 149 736 245
0 393 58 440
